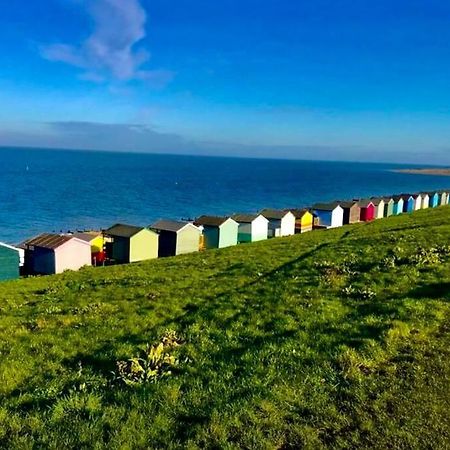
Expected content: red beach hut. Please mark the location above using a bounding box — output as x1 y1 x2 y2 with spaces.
358 199 376 222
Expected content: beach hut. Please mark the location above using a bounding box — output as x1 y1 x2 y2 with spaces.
383 197 395 217
23 233 92 275
371 197 386 219
412 194 422 211
73 231 106 266
105 224 158 264
288 209 314 233
401 194 415 213
259 209 296 237
231 214 269 243
339 201 360 225
312 202 344 229
392 196 405 215
194 216 239 249
0 242 20 281
428 192 440 208
438 190 449 206
419 193 430 209
358 199 376 222
150 220 201 257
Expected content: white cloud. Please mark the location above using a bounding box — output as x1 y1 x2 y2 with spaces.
41 0 172 85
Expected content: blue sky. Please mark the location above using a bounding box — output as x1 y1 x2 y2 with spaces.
0 0 449 162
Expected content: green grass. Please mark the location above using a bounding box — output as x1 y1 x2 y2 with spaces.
1 207 450 449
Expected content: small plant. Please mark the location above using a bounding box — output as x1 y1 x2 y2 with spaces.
114 330 183 386
342 285 376 301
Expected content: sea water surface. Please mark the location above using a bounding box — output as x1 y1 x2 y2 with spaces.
1 147 449 244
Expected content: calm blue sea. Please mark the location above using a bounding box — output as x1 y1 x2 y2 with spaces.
0 147 449 244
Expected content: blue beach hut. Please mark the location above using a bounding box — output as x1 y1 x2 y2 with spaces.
401 194 415 213
428 192 439 208
392 196 404 215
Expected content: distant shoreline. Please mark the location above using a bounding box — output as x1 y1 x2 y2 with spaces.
392 168 450 177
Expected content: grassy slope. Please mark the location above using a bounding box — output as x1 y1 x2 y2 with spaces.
1 208 450 449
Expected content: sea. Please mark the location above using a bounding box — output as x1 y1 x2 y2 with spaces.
1 147 449 244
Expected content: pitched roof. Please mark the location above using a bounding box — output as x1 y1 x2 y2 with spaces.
312 202 341 211
285 208 311 218
259 208 292 219
358 199 375 208
382 196 394 202
392 195 405 202
370 197 385 205
73 232 101 243
232 213 264 223
105 224 144 238
339 200 359 209
24 233 73 250
194 215 233 227
400 193 414 201
150 219 194 233
0 242 20 252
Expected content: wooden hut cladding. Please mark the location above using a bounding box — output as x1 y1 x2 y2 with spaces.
383 197 395 217
428 192 440 208
339 201 360 225
73 231 106 265
370 197 386 219
287 209 314 233
438 190 449 206
259 209 296 237
312 202 344 229
401 194 415 213
392 195 405 215
23 234 92 275
105 224 158 264
357 199 376 222
150 220 201 256
194 216 239 249
419 193 430 209
231 214 269 243
412 194 422 211
0 242 20 281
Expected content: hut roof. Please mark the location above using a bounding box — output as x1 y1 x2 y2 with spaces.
23 233 73 250
285 208 311 218
339 201 359 209
260 208 294 219
73 232 101 243
150 220 194 233
392 195 405 202
312 202 341 211
232 213 263 223
358 199 374 208
194 215 233 227
105 224 144 238
400 194 414 201
370 197 384 205
382 196 394 202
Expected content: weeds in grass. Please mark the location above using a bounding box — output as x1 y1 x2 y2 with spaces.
114 330 183 386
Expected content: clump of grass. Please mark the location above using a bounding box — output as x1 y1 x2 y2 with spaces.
114 330 184 386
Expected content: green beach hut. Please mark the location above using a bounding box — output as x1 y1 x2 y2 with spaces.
105 224 159 264
194 216 239 249
383 197 395 217
0 242 20 281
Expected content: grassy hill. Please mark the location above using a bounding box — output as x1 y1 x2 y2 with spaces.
1 207 450 449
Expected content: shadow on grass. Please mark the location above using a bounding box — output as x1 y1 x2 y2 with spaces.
407 282 450 301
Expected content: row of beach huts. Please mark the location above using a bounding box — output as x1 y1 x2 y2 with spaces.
0 190 449 281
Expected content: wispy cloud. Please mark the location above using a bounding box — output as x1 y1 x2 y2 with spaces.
40 0 173 86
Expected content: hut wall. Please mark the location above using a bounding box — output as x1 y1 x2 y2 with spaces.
280 214 296 236
330 208 344 228
176 227 201 255
129 230 159 262
202 226 220 249
0 246 20 281
111 236 130 263
218 221 239 248
55 241 92 273
237 222 252 243
157 231 177 257
251 216 269 241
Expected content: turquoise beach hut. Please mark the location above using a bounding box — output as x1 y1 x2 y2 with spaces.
392 196 404 215
194 215 239 249
401 194 415 213
0 242 20 281
428 192 439 208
